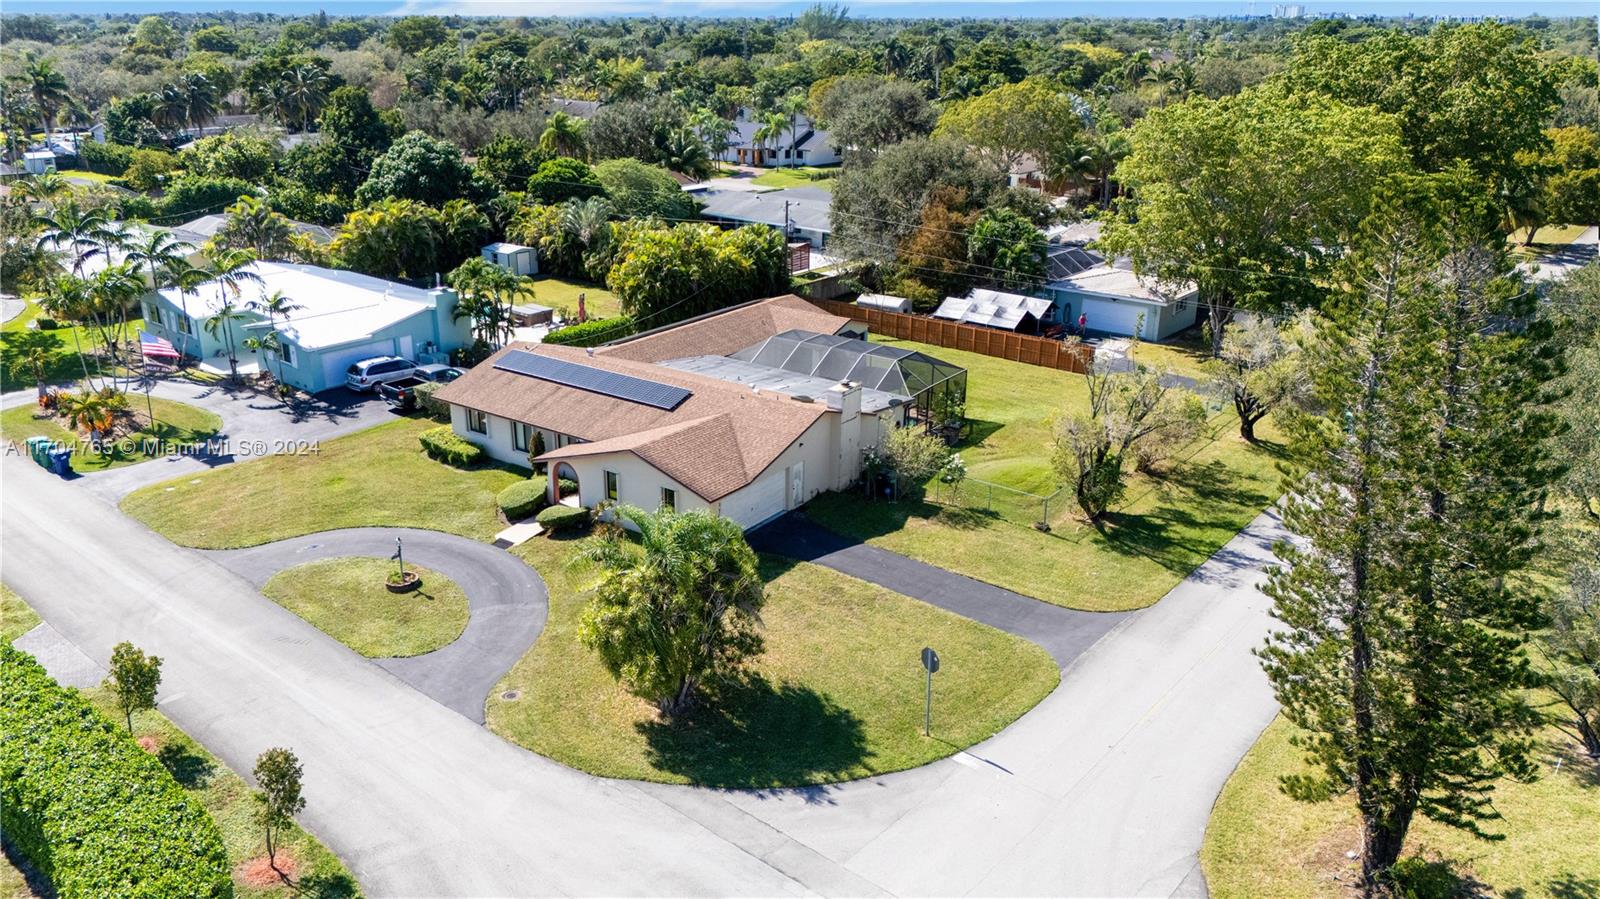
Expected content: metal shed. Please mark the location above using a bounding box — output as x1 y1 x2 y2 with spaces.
855 293 912 313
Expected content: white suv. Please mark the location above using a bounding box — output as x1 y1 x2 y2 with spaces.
345 356 418 392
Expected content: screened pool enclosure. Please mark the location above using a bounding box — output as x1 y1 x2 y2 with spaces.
726 330 967 423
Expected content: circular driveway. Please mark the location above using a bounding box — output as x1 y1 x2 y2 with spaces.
205 527 547 723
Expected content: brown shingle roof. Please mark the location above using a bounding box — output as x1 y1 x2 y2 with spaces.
597 294 852 363
432 342 824 501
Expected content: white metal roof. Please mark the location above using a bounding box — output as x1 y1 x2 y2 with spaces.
484 242 533 254
1048 259 1198 306
855 293 911 312
933 288 1055 330
157 261 440 351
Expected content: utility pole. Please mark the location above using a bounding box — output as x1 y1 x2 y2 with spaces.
784 200 792 239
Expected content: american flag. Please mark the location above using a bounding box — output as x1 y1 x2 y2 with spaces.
139 332 181 360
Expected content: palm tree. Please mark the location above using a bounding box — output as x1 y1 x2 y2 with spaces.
689 107 735 172
752 112 789 167
447 257 526 345
89 263 146 378
539 111 587 160
179 72 219 133
166 262 211 363
923 35 956 98
881 38 911 78
124 228 192 294
247 290 303 386
660 128 712 180
202 248 263 381
777 93 810 168
219 195 294 259
560 196 613 255
20 54 70 139
13 171 70 206
152 82 190 137
34 199 115 276
279 63 330 133
58 388 124 443
38 274 96 385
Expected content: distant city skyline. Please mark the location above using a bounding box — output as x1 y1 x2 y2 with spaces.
2 0 1596 17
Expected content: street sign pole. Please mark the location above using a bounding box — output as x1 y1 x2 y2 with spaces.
920 647 940 737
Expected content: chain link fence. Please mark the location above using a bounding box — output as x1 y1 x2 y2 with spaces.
926 477 1069 530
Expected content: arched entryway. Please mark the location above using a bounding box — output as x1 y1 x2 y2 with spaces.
551 463 581 508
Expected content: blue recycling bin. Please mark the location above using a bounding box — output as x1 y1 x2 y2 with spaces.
25 436 51 468
47 447 73 476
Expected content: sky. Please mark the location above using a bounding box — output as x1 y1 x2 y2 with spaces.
2 0 1595 16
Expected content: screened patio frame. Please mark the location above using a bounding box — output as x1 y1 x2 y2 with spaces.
730 330 967 422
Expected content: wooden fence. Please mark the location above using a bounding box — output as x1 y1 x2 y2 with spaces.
809 299 1093 373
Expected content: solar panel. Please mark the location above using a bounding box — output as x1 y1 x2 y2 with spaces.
494 350 692 410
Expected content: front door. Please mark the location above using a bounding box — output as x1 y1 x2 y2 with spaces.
788 462 804 508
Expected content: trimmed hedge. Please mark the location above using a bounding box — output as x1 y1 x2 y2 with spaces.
542 315 635 348
412 381 450 422
420 425 484 467
536 504 590 532
0 645 230 898
498 476 549 520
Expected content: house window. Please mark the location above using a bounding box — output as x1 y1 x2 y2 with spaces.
660 487 676 512
144 301 162 327
605 470 619 502
512 422 530 452
178 315 193 335
1175 298 1190 313
467 409 488 434
276 338 296 367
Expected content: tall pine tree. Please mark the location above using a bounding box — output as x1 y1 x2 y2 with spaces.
1259 171 1561 893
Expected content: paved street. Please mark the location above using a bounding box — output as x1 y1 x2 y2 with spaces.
3 453 1283 896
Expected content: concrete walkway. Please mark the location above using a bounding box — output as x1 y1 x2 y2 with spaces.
4 451 1285 896
205 528 547 723
750 513 1131 669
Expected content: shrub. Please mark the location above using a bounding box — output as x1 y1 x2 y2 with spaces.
542 315 635 347
411 381 449 421
0 645 230 897
419 425 484 467
536 503 590 532
498 476 549 520
558 477 579 495
33 317 58 330
79 141 136 175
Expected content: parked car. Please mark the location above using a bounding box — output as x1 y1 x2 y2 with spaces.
345 356 419 392
376 364 465 410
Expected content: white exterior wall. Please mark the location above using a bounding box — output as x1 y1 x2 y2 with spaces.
560 453 714 517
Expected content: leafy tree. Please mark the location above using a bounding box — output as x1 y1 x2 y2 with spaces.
578 505 766 717
898 187 977 302
1541 555 1600 759
813 76 936 159
388 16 450 55
796 2 851 41
941 37 1027 100
585 97 685 164
1280 23 1559 188
190 25 241 54
1259 177 1558 892
318 85 398 161
1520 126 1600 240
355 132 486 207
436 199 492 271
1212 312 1308 442
831 136 1005 265
160 177 257 221
122 148 179 192
935 77 1083 178
881 425 950 499
475 134 546 191
966 208 1045 291
278 140 366 199
1052 361 1189 522
252 748 306 868
606 223 786 325
103 641 161 732
1099 87 1409 354
594 158 695 220
1547 263 1600 517
181 131 279 183
104 95 164 148
526 156 605 206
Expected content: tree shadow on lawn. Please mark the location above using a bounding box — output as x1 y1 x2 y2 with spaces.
803 492 1003 543
293 871 361 899
1543 875 1600 899
636 672 870 789
1098 458 1275 578
157 741 217 789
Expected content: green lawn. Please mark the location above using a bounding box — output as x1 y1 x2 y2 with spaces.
2 396 222 474
804 335 1284 611
750 165 839 192
263 557 469 658
1202 715 1600 899
0 584 39 645
1512 223 1592 259
528 275 622 321
121 418 526 548
57 168 117 184
0 302 146 391
488 537 1058 787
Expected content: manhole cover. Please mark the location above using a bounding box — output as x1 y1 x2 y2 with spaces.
500 690 521 701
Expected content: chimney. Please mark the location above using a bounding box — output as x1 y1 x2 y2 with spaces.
828 382 863 490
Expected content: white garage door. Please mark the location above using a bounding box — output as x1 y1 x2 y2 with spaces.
1081 298 1145 339
722 471 787 529
321 339 396 391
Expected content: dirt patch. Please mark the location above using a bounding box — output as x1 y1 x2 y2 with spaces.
1306 821 1364 896
135 735 161 753
235 853 298 889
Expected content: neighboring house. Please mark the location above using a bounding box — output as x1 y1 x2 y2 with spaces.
482 242 538 276
718 108 840 168
692 186 832 248
543 97 602 120
1044 255 1200 342
434 295 965 530
933 288 1057 334
140 261 471 392
163 212 336 250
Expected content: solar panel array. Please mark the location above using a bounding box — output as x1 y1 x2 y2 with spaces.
494 350 692 410
1045 244 1105 280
